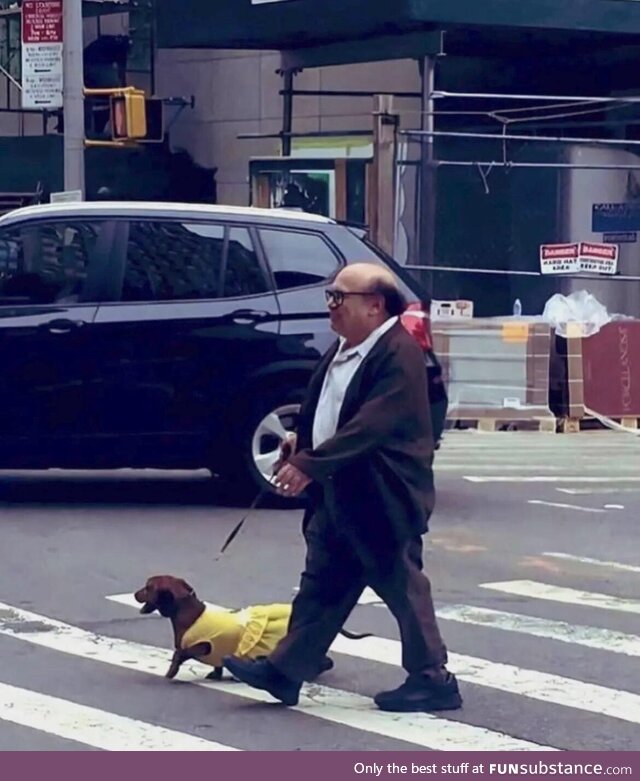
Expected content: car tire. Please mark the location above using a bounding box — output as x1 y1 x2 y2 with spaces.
214 386 306 507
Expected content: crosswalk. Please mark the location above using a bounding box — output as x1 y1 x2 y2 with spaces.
0 554 639 750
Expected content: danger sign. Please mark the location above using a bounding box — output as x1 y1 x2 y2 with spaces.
539 243 580 275
578 242 618 275
540 242 619 275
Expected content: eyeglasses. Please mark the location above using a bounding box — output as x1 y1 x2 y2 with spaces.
324 289 376 307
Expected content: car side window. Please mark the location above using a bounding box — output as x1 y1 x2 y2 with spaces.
0 220 103 305
122 221 268 301
258 229 341 290
224 228 268 297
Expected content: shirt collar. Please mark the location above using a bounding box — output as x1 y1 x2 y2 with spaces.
335 316 398 362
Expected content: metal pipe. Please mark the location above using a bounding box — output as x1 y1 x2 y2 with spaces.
405 264 640 282
433 90 640 104
281 71 294 157
403 128 640 149
279 89 422 98
419 56 436 281
63 0 85 197
425 160 640 170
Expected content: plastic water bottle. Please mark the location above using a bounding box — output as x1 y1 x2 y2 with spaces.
513 298 522 317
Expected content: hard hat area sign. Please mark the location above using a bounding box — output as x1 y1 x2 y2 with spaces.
539 242 618 275
21 1 63 110
539 243 579 274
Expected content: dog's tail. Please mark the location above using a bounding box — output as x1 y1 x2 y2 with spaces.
339 628 373 640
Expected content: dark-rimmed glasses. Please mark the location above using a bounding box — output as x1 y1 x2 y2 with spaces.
325 289 375 307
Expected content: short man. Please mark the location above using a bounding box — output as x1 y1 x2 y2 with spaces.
224 263 461 712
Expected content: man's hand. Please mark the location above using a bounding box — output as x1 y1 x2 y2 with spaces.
271 432 297 475
273 461 312 497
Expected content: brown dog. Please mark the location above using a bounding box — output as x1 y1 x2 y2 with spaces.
134 575 371 681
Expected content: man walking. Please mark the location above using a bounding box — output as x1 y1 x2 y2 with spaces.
224 263 461 713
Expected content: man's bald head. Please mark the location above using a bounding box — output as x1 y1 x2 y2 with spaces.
326 262 407 346
334 263 406 317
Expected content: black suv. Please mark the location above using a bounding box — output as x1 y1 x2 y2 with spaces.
0 202 443 498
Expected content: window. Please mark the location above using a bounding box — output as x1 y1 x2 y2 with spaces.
224 228 268 297
0 220 104 305
122 221 268 302
259 229 341 290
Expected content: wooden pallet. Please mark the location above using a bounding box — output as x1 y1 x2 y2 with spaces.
448 417 557 433
560 416 639 434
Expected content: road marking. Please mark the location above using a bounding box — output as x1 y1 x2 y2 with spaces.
436 604 640 657
527 500 606 514
543 553 640 574
109 593 640 727
480 580 640 615
465 476 640 483
0 601 549 752
557 488 640 495
0 681 236 751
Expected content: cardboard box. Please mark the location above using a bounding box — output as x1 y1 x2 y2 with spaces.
431 299 474 319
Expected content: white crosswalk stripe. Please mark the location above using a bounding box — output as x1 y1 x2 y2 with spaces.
0 600 551 752
481 580 640 615
3 558 640 750
0 682 237 751
107 594 640 727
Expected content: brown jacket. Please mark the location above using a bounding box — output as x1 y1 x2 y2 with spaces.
289 321 435 565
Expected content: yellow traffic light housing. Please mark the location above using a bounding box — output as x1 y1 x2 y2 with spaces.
110 88 147 140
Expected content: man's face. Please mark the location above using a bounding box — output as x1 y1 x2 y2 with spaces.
326 272 377 342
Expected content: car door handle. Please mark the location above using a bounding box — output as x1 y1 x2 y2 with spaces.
229 309 270 324
43 318 86 335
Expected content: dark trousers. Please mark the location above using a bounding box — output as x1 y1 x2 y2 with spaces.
269 507 448 683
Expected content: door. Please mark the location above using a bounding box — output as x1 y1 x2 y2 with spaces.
89 218 281 466
0 217 113 464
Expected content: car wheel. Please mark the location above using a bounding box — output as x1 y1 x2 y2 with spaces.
215 389 305 506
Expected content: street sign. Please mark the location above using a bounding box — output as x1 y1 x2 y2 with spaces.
603 231 637 244
592 202 640 232
578 241 618 275
539 243 580 274
21 1 63 110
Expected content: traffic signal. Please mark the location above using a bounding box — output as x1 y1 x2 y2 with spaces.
110 88 147 140
141 97 164 143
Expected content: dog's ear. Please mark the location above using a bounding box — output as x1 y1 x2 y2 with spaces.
174 579 196 599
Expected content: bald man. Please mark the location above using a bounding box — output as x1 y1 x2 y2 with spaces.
224 263 461 713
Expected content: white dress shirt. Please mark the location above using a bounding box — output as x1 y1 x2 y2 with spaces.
312 316 398 449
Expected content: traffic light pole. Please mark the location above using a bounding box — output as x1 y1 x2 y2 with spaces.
63 0 85 197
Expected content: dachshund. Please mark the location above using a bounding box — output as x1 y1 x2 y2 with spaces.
134 575 372 681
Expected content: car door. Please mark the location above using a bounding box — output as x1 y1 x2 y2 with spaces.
255 226 344 360
89 217 281 465
0 217 114 464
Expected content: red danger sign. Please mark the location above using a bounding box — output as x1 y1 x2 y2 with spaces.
22 1 63 44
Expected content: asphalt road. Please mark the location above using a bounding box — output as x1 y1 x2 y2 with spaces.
0 430 638 751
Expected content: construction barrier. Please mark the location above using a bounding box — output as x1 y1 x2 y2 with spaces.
432 319 556 432
562 320 640 432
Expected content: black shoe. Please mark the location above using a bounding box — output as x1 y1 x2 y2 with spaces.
222 656 301 706
374 672 462 712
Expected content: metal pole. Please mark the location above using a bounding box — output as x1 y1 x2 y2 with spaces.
282 70 294 157
418 56 436 287
63 0 85 196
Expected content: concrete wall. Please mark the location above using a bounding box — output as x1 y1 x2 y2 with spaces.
155 49 422 204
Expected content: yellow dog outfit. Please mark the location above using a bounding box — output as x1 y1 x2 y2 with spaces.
180 603 291 668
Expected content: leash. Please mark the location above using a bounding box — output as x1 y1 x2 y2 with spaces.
216 435 294 559
216 486 269 559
